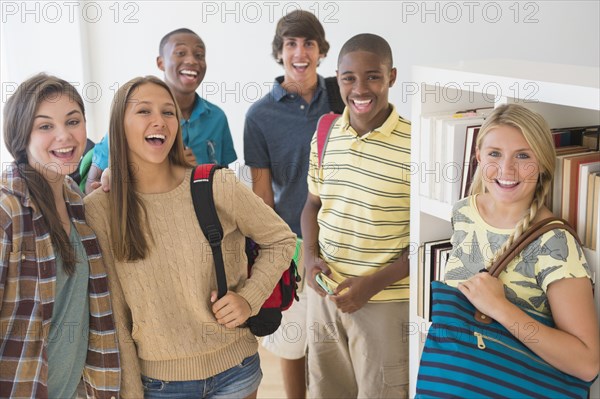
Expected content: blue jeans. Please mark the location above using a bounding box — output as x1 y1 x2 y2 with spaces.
142 353 262 399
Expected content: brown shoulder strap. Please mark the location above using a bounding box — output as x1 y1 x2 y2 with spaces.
488 217 579 277
475 217 580 324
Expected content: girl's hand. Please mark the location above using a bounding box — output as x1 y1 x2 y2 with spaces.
457 272 511 320
210 291 251 328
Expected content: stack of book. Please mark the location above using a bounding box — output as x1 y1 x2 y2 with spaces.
416 123 599 324
551 125 600 249
417 239 452 321
419 105 599 247
419 108 492 204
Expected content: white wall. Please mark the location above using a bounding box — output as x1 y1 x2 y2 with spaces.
2 0 599 165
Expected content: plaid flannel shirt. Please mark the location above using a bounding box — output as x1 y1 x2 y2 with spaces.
0 164 120 398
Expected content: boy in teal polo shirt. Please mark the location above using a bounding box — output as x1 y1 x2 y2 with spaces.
85 28 236 193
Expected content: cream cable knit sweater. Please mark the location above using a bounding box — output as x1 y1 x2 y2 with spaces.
85 168 296 397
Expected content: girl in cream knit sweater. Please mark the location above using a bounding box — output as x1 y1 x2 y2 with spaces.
85 76 296 398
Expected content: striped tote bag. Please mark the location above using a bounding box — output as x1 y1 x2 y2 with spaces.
416 218 595 398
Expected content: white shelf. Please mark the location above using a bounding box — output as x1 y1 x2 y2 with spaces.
413 59 600 110
409 59 600 398
418 197 453 222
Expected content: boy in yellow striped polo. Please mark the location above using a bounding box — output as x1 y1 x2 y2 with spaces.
301 33 411 398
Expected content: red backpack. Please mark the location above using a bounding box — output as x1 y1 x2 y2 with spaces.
316 113 341 167
190 164 300 336
189 115 339 336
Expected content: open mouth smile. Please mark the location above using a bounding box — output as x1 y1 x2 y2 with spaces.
50 147 76 158
146 134 166 145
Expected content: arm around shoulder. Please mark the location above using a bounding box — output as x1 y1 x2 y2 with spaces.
85 164 103 195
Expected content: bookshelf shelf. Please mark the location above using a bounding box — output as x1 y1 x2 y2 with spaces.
409 59 600 398
417 197 453 222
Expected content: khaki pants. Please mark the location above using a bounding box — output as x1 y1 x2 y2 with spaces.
306 288 409 399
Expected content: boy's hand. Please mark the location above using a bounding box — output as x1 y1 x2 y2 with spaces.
89 181 102 191
100 168 111 192
305 258 331 297
89 168 111 192
184 147 197 166
210 291 251 328
329 275 375 313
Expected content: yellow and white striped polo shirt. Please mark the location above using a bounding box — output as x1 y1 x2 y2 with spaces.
307 105 411 302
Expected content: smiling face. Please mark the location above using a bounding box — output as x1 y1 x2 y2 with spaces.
27 94 86 181
157 32 206 97
124 83 179 169
337 50 397 136
279 37 322 86
476 124 540 208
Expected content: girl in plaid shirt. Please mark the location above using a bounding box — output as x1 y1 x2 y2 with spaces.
0 74 120 398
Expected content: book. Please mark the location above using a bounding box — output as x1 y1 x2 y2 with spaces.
420 111 469 200
591 174 600 251
551 125 600 149
420 111 468 200
561 152 600 228
552 129 582 147
441 119 486 204
551 149 593 215
419 108 493 201
582 127 600 151
417 244 425 318
460 126 481 199
585 172 599 248
422 239 452 321
577 161 600 240
437 247 453 282
433 244 453 281
556 145 592 155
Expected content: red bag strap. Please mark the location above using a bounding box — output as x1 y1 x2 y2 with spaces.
316 113 340 168
192 163 217 181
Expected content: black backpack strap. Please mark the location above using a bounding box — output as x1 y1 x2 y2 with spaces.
190 164 228 299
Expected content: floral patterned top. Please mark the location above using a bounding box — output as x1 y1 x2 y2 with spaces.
444 195 591 316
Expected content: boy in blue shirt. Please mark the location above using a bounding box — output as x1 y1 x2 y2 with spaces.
85 28 236 193
244 10 338 399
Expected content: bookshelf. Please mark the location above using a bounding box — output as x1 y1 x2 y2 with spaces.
409 59 600 398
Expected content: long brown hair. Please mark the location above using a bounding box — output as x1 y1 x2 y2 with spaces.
3 73 85 274
108 76 188 261
469 104 555 266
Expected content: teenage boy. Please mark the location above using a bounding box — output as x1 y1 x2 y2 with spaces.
243 10 339 399
85 28 237 193
301 33 411 398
